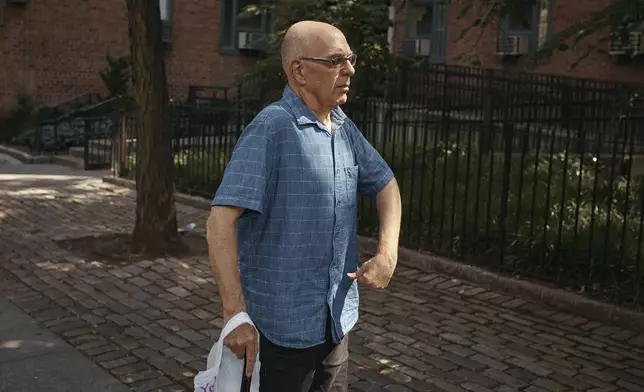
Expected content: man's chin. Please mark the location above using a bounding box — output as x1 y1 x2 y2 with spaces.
336 93 349 106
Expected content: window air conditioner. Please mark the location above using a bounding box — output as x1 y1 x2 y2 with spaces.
237 31 266 50
496 35 529 56
631 32 644 56
609 32 644 56
402 39 431 56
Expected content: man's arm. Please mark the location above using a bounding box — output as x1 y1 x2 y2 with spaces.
348 177 402 288
375 177 402 261
206 205 245 322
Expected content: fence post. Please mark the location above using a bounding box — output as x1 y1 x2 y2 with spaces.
499 121 514 266
83 119 91 170
120 108 127 174
480 69 493 154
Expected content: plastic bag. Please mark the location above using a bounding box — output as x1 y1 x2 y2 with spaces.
193 312 261 392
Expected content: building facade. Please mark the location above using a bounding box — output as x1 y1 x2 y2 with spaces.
393 0 643 83
1 0 641 114
0 0 266 113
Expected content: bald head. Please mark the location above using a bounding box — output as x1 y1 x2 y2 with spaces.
281 21 346 76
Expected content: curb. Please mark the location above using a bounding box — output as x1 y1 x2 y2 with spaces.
358 237 644 331
0 144 52 164
102 175 644 331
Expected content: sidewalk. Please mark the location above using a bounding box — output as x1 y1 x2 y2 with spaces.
0 294 130 392
1 162 644 392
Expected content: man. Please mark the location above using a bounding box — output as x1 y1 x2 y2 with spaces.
206 20 402 392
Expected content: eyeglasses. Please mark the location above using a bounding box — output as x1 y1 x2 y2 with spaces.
298 53 357 69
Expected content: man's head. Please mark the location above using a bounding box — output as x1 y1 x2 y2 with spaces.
281 21 356 112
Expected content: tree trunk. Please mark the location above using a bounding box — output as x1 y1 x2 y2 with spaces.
126 0 182 254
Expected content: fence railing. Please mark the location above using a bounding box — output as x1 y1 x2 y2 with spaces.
116 65 644 308
115 102 258 198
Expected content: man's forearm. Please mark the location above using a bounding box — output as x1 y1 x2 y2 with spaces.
375 177 402 259
206 207 246 321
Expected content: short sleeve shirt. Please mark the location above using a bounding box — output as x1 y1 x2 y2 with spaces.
212 86 394 348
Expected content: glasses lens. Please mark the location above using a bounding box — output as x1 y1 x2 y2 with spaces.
348 54 357 66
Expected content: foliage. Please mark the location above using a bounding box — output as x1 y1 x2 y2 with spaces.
100 54 131 99
356 134 644 308
236 0 397 102
121 148 233 199
0 93 37 142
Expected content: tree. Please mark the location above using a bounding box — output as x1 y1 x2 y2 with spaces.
237 0 396 101
100 54 131 99
125 0 182 254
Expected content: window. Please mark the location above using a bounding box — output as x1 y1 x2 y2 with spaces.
404 0 448 63
159 0 172 44
159 0 171 22
500 0 550 52
220 0 271 53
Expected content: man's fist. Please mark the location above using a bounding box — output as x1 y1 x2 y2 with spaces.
223 322 258 378
347 253 397 289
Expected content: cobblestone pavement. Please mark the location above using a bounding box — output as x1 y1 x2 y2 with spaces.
1 165 644 392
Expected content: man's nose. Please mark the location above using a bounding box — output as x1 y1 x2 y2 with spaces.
342 60 356 77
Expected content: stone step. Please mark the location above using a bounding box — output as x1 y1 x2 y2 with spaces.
52 155 85 170
69 146 112 160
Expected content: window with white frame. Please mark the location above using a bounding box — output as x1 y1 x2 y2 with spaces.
220 0 271 53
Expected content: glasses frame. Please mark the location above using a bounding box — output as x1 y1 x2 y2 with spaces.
298 53 357 69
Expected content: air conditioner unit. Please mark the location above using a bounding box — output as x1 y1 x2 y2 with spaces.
631 32 644 56
609 31 644 56
412 38 431 56
237 31 266 50
496 35 529 56
402 39 431 56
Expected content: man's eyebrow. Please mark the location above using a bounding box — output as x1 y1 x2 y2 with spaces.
325 50 353 57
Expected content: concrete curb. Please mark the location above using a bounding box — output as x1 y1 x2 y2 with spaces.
102 175 644 331
0 144 52 164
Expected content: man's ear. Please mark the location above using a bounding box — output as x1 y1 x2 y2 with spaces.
292 61 306 85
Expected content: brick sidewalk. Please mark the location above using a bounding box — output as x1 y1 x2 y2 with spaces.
1 166 644 392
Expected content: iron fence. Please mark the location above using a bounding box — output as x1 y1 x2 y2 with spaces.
115 102 258 198
116 65 644 307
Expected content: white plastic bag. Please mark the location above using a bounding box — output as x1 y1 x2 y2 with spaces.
193 312 261 392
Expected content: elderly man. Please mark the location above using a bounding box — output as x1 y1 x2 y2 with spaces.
206 20 401 392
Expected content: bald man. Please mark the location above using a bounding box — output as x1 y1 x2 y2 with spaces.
207 21 401 392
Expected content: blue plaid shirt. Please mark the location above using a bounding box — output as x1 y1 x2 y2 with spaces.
212 86 394 348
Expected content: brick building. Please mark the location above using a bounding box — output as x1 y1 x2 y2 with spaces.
0 0 266 113
1 0 641 115
392 0 643 83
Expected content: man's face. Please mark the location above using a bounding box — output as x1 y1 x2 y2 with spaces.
299 32 356 108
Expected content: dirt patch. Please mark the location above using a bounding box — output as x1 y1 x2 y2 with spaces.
56 232 209 265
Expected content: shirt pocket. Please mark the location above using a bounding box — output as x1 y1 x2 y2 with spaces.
337 165 358 208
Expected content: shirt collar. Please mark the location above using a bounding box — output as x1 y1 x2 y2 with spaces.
281 85 347 132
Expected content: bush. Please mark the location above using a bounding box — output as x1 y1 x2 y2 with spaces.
357 139 644 307
121 148 233 199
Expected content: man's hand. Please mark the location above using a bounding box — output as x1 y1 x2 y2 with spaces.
223 322 258 378
347 253 397 288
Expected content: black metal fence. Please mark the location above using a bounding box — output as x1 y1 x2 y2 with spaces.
117 65 644 308
115 101 258 198
10 95 121 170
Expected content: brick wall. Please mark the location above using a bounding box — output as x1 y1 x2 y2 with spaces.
393 0 643 84
0 0 256 113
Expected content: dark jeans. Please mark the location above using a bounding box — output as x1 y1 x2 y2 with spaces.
258 321 349 392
